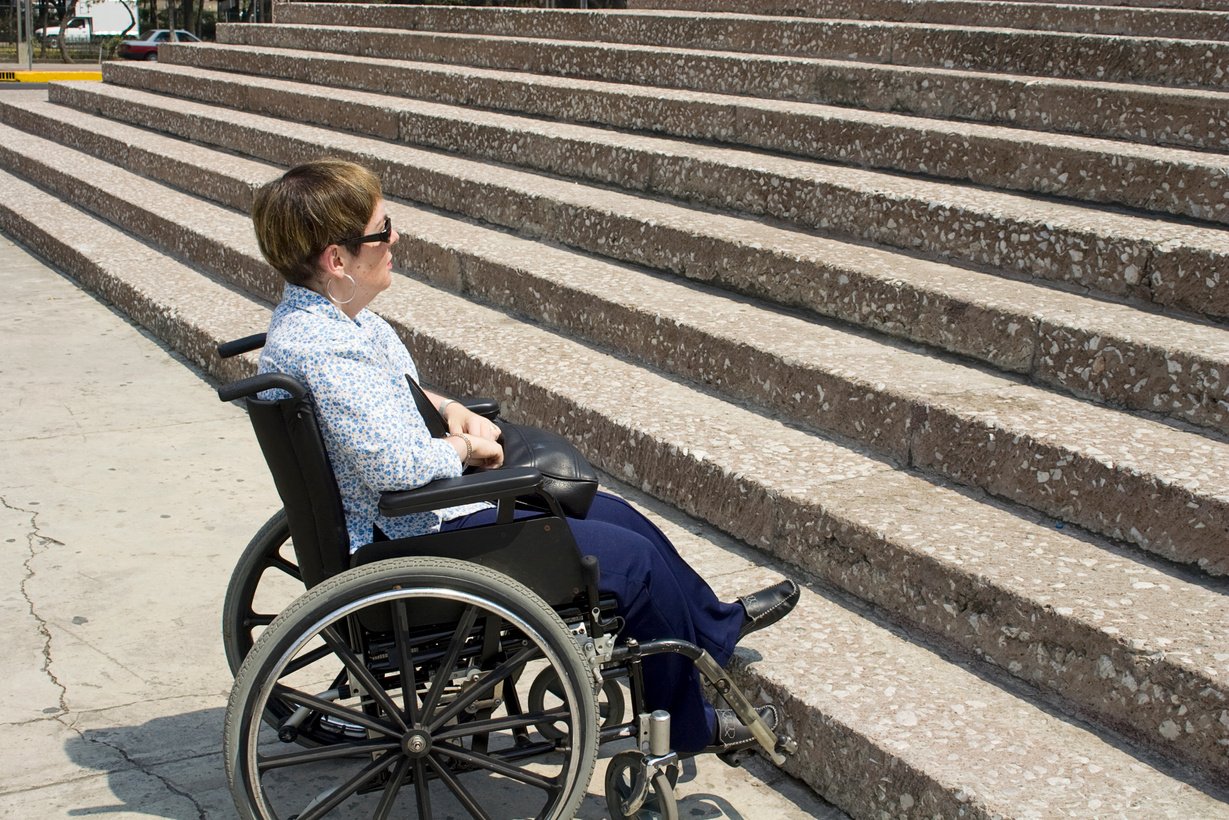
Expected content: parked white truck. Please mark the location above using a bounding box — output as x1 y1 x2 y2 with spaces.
35 1 137 46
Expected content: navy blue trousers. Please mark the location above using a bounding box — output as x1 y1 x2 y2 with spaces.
443 491 745 752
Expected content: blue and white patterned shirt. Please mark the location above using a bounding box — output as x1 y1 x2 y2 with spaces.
258 284 487 550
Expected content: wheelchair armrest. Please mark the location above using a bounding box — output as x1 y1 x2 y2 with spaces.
217 333 267 359
460 398 500 419
379 467 543 517
217 373 307 402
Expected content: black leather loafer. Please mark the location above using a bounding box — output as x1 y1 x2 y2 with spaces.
705 704 779 754
737 579 800 641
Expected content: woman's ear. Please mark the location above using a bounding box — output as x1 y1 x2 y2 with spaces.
317 244 346 278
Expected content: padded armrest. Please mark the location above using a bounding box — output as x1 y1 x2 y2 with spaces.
218 373 306 402
461 398 500 419
379 467 542 517
217 333 267 359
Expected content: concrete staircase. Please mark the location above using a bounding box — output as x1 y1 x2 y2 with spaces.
4 0 1228 815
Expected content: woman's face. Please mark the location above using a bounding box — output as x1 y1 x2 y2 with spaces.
336 199 399 312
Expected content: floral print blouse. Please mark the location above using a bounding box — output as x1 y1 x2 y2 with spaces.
258 284 486 550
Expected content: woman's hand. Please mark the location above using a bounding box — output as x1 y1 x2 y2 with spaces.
447 433 504 470
444 403 501 441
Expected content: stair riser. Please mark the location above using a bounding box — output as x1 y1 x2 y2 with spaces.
169 40 1229 154
6 118 1227 784
57 74 1229 443
266 9 1229 89
625 0 1229 40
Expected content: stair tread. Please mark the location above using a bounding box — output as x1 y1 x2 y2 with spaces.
176 38 1229 154
142 52 1229 254
252 10 1229 89
624 0 1229 40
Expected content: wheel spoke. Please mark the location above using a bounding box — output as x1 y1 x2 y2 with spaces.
319 627 409 732
413 760 432 818
273 684 400 738
257 738 400 771
282 643 336 677
433 708 569 742
295 751 398 820
429 645 539 731
392 599 421 725
269 552 301 580
244 613 276 628
427 755 492 820
373 756 412 820
433 742 558 791
420 605 479 722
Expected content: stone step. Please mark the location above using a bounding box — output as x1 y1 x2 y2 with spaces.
124 57 1229 227
65 72 1229 333
1 157 1227 811
628 0 1229 40
267 5 1229 89
213 20 1229 152
178 37 1229 155
38 77 1229 438
982 0 1229 8
171 35 1229 153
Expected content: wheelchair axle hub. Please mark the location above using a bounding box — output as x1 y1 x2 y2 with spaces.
401 728 433 758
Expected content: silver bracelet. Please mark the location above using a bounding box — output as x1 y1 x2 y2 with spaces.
449 432 472 464
438 398 458 417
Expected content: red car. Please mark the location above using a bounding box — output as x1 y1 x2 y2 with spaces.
117 29 200 61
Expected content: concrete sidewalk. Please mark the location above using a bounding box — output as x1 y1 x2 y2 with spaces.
0 232 841 818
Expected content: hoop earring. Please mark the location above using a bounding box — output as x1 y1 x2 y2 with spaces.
326 273 357 305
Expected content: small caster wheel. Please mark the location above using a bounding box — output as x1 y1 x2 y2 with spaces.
604 749 679 820
529 667 626 741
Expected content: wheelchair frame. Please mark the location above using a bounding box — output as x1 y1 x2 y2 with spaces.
215 334 796 819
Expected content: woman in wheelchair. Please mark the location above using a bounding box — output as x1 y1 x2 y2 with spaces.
249 158 800 757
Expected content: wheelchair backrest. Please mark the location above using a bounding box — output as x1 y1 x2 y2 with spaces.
246 392 351 589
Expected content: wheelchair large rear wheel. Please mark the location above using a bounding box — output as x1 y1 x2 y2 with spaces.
223 510 359 747
225 556 600 819
223 509 298 675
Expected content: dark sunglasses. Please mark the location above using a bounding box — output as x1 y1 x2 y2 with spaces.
336 215 392 246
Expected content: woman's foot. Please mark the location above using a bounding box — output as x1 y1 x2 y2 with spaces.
737 579 800 641
705 704 780 753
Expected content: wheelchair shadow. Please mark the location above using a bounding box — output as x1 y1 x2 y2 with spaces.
59 707 826 819
62 706 230 819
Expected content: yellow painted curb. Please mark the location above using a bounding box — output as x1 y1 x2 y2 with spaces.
9 70 103 82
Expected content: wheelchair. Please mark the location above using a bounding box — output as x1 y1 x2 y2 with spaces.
215 334 797 819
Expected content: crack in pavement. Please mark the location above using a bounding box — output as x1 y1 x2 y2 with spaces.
2 493 212 816
62 720 211 820
4 494 68 717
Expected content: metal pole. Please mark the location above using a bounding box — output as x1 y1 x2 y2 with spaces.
24 0 33 69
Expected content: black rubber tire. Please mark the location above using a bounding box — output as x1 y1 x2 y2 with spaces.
222 509 296 675
528 667 626 741
224 556 599 820
604 750 679 820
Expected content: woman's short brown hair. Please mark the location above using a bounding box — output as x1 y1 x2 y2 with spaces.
251 159 382 286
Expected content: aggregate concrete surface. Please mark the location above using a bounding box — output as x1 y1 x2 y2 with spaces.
0 233 843 818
